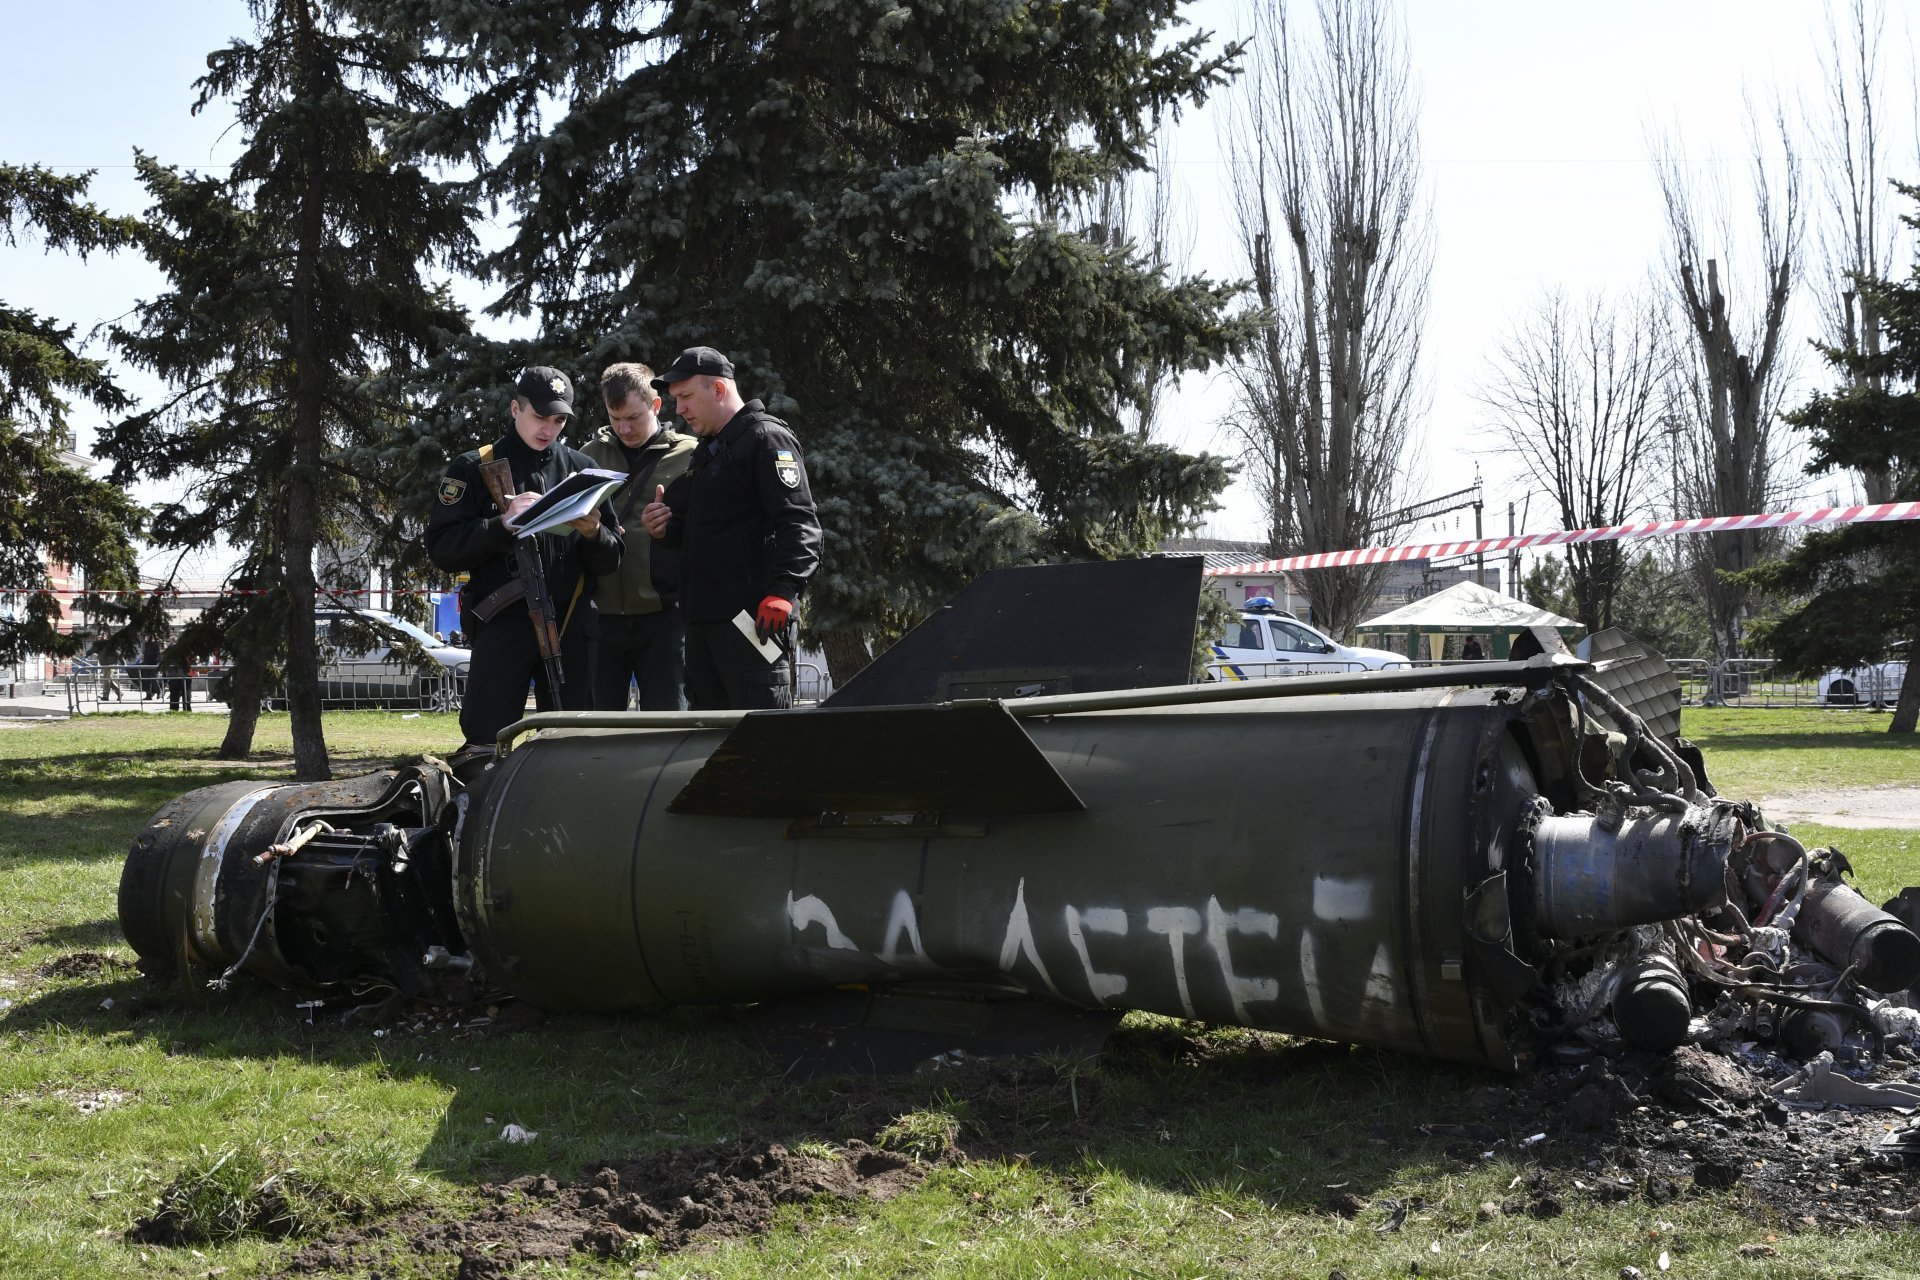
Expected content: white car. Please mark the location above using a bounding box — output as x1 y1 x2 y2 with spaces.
1206 599 1410 680
307 607 470 710
1818 657 1907 707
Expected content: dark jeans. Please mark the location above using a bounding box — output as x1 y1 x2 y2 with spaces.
593 610 688 711
458 603 598 746
685 618 790 711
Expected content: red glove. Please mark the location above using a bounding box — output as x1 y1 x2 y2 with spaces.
754 595 793 641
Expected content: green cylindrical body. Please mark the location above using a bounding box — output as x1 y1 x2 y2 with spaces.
456 688 1544 1068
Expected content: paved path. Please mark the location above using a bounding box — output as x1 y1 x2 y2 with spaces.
1757 785 1920 831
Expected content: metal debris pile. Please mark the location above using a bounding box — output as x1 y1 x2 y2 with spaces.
1543 820 1920 1141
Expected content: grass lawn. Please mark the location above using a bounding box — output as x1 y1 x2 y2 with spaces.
1 709 1917 1278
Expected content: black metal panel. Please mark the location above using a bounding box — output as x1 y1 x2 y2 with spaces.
667 701 1086 818
1578 627 1683 743
822 557 1202 707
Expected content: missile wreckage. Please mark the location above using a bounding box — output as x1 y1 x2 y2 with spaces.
118 559 1920 1073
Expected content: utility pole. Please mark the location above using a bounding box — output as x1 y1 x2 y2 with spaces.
1473 495 1485 588
1507 502 1519 597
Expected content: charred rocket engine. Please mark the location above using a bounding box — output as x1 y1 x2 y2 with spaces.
117 560 1920 1072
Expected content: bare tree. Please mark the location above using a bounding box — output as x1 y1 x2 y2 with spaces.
1811 0 1906 501
1223 0 1429 639
1653 105 1803 658
1084 135 1195 440
1478 289 1674 633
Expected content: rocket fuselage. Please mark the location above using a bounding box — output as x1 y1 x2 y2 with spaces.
457 688 1550 1068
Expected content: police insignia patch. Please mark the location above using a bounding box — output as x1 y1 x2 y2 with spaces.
549 376 566 396
438 477 468 505
774 449 799 489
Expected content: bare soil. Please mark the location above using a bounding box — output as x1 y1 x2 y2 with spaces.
241 1029 1920 1278
266 1140 920 1278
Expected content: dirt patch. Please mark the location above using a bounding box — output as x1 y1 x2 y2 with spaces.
252 1034 1917 1276
266 1139 919 1277
39 950 134 978
1758 785 1920 830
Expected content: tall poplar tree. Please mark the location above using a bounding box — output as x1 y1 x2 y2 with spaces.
386 0 1249 675
106 0 472 776
0 166 147 667
1739 183 1920 734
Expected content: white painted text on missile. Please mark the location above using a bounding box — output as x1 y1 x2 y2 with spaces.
783 881 1391 1030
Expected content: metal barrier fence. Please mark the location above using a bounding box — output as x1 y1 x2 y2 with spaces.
61 660 470 715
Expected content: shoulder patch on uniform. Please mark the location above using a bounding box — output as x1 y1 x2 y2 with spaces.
773 449 800 489
438 476 468 505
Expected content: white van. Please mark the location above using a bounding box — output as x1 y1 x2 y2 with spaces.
1206 598 1410 681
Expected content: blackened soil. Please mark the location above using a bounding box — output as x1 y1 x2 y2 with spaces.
1477 1043 1920 1229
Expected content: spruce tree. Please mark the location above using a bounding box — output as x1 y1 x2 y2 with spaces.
0 166 147 668
1739 182 1920 733
389 0 1250 674
105 0 472 775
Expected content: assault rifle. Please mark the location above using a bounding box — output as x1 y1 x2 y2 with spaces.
477 459 566 694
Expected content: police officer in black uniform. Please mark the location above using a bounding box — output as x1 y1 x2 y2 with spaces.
427 366 623 748
639 347 821 710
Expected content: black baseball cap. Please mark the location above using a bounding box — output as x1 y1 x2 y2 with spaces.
651 346 734 391
514 365 575 418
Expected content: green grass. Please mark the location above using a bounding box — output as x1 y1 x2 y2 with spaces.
2 711 1918 1277
1681 706 1920 795
1681 707 1920 903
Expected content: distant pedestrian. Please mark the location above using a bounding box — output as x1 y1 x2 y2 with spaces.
138 636 163 700
161 641 191 711
1461 636 1484 661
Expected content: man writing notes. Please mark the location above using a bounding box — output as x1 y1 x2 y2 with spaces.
427 366 623 749
639 347 821 710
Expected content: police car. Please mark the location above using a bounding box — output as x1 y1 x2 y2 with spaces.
1205 597 1411 681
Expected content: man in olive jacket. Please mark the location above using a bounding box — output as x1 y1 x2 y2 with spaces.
582 362 698 710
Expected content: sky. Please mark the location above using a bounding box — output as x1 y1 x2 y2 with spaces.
4 0 1915 579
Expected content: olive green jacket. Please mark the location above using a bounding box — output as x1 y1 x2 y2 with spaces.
580 425 698 615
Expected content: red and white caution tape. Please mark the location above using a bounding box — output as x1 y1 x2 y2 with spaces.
1207 501 1920 576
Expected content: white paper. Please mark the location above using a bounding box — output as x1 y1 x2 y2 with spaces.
508 469 625 538
733 609 784 664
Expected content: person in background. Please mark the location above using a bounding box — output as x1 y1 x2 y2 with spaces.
139 635 163 700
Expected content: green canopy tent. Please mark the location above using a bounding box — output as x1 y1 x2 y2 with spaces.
1355 581 1585 661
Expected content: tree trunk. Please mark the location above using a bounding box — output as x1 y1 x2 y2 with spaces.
819 624 874 690
282 0 330 782
218 649 268 759
1891 637 1919 734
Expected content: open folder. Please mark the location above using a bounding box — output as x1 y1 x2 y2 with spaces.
506 468 626 538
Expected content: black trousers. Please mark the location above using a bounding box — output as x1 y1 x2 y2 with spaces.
459 601 597 746
593 610 688 711
685 618 790 711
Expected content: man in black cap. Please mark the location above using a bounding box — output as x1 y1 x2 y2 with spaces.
428 365 623 749
639 346 821 709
